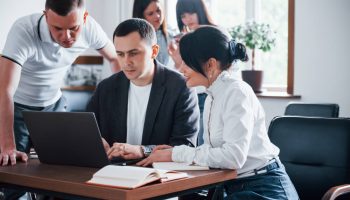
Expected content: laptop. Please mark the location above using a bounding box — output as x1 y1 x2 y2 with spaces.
23 111 142 168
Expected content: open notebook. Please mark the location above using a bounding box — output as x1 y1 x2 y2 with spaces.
87 165 188 189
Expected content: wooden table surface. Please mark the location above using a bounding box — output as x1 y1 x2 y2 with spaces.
0 159 236 200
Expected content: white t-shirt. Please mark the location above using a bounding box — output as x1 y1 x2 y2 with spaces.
172 71 279 175
127 82 152 145
1 13 109 107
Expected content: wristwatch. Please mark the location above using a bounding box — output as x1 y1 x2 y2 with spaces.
141 145 155 157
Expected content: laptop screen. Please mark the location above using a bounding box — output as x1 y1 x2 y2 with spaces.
23 111 110 168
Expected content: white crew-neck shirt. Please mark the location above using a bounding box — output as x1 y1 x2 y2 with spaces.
126 82 152 145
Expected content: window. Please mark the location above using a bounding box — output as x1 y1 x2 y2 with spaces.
164 0 295 95
260 1 289 90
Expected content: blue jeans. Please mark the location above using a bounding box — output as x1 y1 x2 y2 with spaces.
197 93 207 146
4 97 67 200
225 160 299 200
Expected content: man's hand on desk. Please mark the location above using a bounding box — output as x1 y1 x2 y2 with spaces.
0 147 28 166
107 143 144 160
137 145 173 167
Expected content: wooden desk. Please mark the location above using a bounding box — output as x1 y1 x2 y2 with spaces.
0 159 236 200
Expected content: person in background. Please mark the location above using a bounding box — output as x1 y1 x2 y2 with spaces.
169 0 216 146
132 0 171 66
170 0 215 69
87 18 199 162
176 0 215 32
138 26 299 200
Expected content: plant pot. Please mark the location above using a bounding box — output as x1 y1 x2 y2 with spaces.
241 70 263 93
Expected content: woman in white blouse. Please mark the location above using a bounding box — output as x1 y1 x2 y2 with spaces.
138 26 299 200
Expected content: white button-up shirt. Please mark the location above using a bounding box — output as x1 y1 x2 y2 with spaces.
172 70 279 175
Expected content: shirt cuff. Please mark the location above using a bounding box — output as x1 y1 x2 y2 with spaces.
172 145 196 164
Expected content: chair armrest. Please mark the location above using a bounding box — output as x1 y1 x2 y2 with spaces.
322 184 350 200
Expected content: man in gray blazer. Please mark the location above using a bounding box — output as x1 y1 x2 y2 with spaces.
87 18 199 160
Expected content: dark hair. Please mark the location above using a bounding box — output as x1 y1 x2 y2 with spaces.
176 0 215 31
180 26 248 76
132 0 168 41
45 0 84 16
113 18 156 45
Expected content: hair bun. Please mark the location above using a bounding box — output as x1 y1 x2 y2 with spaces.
228 40 236 58
228 40 248 62
234 42 248 62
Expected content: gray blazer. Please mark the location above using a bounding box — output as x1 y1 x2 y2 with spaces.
87 61 199 147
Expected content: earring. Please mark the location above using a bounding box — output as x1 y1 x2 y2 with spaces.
83 11 88 23
208 73 213 83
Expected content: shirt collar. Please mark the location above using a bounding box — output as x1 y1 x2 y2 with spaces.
38 15 59 45
206 70 238 98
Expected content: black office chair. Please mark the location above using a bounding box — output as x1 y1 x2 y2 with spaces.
268 116 350 200
284 103 339 117
322 184 350 200
0 190 4 200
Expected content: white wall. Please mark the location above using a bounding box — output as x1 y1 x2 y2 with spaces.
260 0 350 124
85 0 134 78
0 0 45 51
86 0 134 42
294 0 350 116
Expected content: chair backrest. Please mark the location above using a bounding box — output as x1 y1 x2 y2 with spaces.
62 90 93 112
268 116 350 200
284 103 339 117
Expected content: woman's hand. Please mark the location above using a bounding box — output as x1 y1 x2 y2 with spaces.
152 144 173 152
168 40 183 69
137 148 173 167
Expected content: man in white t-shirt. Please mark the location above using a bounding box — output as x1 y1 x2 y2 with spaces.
0 0 120 167
87 19 199 160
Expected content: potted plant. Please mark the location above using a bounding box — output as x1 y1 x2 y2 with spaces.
229 21 276 93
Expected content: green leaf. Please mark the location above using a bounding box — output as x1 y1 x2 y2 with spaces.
229 21 276 52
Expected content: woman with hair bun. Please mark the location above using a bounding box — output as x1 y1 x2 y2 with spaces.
138 26 299 200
